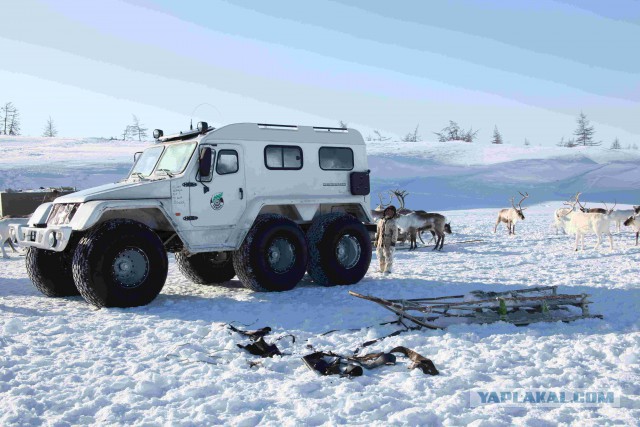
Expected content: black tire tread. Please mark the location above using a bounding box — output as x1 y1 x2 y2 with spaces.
72 219 167 308
175 251 235 285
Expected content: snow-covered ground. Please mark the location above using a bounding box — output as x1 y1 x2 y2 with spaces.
1 136 639 425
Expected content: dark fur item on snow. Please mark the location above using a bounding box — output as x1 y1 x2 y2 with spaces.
302 347 438 378
237 337 282 358
228 324 295 358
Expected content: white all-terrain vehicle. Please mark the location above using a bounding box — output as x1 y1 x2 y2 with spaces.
11 122 374 307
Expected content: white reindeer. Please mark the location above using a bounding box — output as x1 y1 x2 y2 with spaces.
494 192 529 235
0 217 29 258
609 205 640 232
623 215 640 246
396 210 451 251
557 193 613 251
554 207 574 234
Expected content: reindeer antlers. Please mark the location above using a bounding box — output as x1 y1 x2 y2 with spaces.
376 192 393 209
390 189 409 209
602 200 617 213
511 191 529 210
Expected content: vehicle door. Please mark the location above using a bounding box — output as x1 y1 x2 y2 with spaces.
188 144 246 228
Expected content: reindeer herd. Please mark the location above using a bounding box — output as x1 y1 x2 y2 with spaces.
373 188 640 253
553 192 640 250
372 190 452 251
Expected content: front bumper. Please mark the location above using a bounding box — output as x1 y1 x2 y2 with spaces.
9 224 73 252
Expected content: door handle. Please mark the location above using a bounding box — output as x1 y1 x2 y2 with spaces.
239 188 244 200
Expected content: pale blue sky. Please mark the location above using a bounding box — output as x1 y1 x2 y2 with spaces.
1 0 638 145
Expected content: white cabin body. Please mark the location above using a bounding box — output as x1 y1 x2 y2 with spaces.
13 123 373 253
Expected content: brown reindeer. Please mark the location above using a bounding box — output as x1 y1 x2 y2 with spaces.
396 210 452 250
494 192 529 235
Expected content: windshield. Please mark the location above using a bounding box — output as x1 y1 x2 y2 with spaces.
129 146 164 178
155 142 197 175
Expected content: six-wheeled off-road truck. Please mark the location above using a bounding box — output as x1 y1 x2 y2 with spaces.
10 122 374 307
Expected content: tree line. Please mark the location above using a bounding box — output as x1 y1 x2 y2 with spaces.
349 112 637 149
0 102 150 141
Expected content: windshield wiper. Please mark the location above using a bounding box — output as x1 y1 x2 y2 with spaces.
156 169 175 177
130 172 149 180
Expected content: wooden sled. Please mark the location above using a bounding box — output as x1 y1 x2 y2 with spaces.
349 286 602 329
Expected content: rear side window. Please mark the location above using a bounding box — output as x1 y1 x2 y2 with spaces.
264 145 303 170
216 150 239 175
319 147 354 171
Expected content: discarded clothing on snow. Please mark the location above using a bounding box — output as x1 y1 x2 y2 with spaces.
302 346 438 378
228 324 294 358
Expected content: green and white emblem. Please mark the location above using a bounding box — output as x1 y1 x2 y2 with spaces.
210 192 224 210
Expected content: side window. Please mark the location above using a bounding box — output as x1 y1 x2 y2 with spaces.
216 150 239 175
264 145 303 170
319 147 354 171
199 147 215 182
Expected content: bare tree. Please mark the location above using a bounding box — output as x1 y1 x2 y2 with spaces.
434 121 477 143
42 116 58 137
610 137 622 150
401 124 420 142
557 136 577 148
524 138 531 146
129 115 148 141
1 102 20 135
573 112 600 146
372 130 391 142
633 143 639 150
491 125 503 144
121 126 133 141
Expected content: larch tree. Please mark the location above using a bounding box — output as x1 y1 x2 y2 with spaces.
573 112 600 146
491 125 503 144
42 116 58 137
130 115 148 141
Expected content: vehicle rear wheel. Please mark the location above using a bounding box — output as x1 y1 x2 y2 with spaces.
175 251 235 285
72 219 168 308
233 214 308 292
306 213 372 286
25 234 81 297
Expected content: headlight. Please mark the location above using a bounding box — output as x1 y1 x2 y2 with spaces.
47 203 81 225
48 232 57 248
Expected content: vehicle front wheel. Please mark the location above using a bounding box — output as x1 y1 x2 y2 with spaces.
233 214 308 292
25 234 81 297
72 219 168 308
175 251 235 285
306 213 372 286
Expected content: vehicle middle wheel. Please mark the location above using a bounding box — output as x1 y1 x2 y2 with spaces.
232 214 308 292
72 219 168 308
175 251 236 285
306 213 372 286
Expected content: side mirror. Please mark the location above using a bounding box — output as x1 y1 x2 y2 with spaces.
199 147 212 178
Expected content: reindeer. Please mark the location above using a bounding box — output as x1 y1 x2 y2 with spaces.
557 193 613 251
623 214 640 246
396 211 452 251
576 197 607 214
608 203 639 232
494 192 529 235
0 216 30 258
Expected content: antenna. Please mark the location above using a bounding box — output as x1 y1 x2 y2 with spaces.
190 103 223 127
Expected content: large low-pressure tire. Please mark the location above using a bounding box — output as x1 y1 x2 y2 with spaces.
72 219 168 308
175 251 235 285
25 234 81 297
233 214 308 292
306 213 372 286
